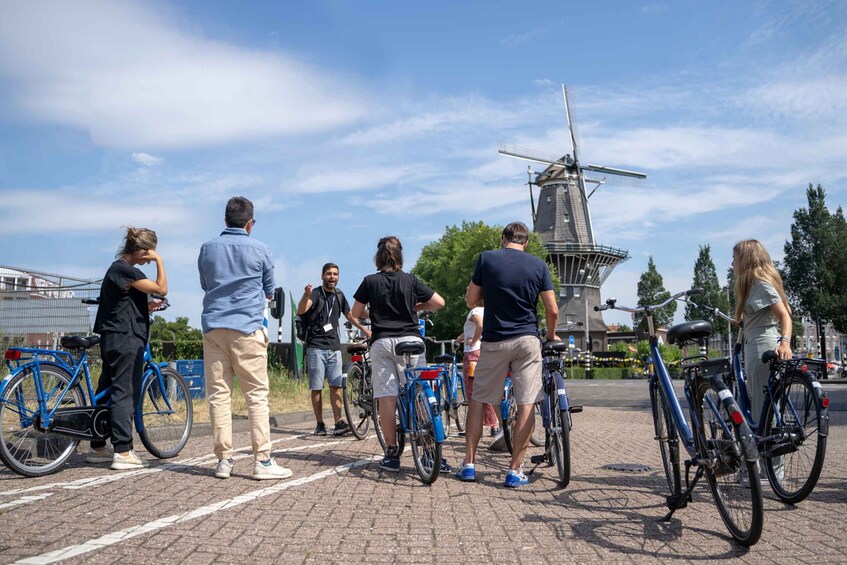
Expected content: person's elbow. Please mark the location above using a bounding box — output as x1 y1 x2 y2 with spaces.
429 293 446 311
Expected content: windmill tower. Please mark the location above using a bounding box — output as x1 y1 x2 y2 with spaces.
499 85 646 352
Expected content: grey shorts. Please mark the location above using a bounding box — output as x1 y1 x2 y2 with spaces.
471 335 543 405
370 336 425 399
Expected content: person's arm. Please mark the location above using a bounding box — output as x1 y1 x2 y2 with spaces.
262 250 275 299
351 300 367 321
197 247 207 292
345 311 371 339
468 313 483 347
772 300 793 359
297 285 314 316
130 250 167 295
416 291 445 312
540 289 559 341
465 282 482 309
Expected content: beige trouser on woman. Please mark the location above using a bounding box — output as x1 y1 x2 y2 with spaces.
203 328 272 461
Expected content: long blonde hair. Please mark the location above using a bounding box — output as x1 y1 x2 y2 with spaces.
733 239 791 323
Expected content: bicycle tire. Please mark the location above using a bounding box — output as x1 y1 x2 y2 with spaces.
0 366 84 477
439 375 451 439
650 376 681 494
502 386 517 454
695 377 763 546
530 402 545 447
761 370 826 504
371 396 388 451
548 407 571 488
409 383 441 484
343 363 371 440
454 372 467 432
138 367 193 459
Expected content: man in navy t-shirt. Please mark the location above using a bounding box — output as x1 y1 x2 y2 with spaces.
455 222 559 488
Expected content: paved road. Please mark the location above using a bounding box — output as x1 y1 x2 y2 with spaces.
0 381 844 564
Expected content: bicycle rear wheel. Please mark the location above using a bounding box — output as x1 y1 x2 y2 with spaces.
650 377 681 494
410 383 441 484
439 375 451 439
138 367 193 459
502 386 517 454
761 370 826 504
548 407 571 488
371 396 388 451
454 372 467 432
695 378 763 546
343 363 371 440
0 366 83 477
530 402 545 447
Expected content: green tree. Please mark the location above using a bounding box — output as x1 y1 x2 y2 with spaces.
636 256 676 330
722 266 735 317
685 245 730 336
412 221 558 341
150 316 203 342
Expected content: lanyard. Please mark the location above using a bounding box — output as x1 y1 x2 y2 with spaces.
321 288 336 324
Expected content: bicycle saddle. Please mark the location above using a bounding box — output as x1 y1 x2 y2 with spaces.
60 335 101 350
542 341 568 354
347 343 368 355
394 341 425 356
433 354 453 363
666 320 711 345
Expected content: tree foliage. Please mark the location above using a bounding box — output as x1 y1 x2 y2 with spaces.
411 221 558 341
636 256 676 330
150 316 203 342
782 184 847 333
685 244 730 336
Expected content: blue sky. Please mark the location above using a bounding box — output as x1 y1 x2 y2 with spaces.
1 0 846 335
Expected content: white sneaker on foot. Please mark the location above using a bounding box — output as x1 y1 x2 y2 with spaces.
111 450 148 470
85 445 114 464
215 458 234 479
252 458 293 480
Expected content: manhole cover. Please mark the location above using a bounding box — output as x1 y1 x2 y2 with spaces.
602 463 652 473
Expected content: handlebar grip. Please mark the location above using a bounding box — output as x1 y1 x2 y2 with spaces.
594 304 608 312
81 298 100 305
687 288 704 296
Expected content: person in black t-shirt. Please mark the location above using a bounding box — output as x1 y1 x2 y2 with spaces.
351 236 445 473
297 262 370 436
88 227 168 470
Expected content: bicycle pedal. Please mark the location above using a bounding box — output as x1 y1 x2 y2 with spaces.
530 454 546 465
568 405 583 413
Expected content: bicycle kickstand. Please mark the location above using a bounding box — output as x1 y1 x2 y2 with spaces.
660 459 704 522
526 452 549 475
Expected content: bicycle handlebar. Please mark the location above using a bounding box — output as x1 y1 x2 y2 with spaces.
687 300 736 324
593 288 704 314
82 295 170 311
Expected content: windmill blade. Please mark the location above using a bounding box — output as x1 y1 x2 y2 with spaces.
498 143 570 168
582 163 646 179
562 84 581 164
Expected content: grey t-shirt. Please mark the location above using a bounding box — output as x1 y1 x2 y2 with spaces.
744 279 781 338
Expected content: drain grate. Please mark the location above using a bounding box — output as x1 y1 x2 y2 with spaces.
602 463 652 473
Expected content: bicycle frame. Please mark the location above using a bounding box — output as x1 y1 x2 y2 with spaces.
398 364 446 443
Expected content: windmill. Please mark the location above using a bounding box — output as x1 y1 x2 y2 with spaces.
499 85 646 351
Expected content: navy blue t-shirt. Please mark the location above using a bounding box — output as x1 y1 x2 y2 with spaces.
471 248 553 342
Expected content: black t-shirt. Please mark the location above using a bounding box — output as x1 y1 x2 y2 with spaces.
471 248 554 342
302 287 351 350
353 271 434 341
93 260 150 340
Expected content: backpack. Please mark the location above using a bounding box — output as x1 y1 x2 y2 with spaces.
295 316 307 342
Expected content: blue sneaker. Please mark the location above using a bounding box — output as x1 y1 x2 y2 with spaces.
379 446 400 472
440 459 453 472
455 464 476 482
504 469 528 488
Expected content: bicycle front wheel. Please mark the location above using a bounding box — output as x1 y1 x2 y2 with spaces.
138 367 193 459
650 377 681 494
439 375 451 439
0 366 83 477
761 371 826 504
454 373 467 432
530 402 545 447
548 407 571 488
502 386 517 454
343 363 371 440
371 396 388 451
695 378 763 546
410 383 441 484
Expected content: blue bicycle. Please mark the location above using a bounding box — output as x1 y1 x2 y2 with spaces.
597 290 763 546
696 303 829 504
392 340 446 484
501 374 544 454
0 298 193 477
433 340 467 438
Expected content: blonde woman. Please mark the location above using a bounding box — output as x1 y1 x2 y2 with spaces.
733 239 792 426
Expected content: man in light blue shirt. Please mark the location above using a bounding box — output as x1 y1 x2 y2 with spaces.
198 196 292 481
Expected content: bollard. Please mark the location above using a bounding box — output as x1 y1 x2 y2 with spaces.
584 353 592 379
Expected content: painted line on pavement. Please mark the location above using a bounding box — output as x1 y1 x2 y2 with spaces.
14 456 380 565
0 492 54 510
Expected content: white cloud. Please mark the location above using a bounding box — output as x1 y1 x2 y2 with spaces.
0 0 370 149
132 152 163 167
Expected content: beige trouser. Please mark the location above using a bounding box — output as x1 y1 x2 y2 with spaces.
203 328 271 461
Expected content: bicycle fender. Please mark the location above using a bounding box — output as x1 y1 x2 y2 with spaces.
0 361 76 398
422 383 445 443
552 371 570 412
808 377 830 437
707 375 759 462
0 372 17 397
500 379 512 420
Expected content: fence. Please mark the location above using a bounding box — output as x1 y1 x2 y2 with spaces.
0 265 100 352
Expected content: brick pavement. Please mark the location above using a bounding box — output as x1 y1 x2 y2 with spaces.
0 396 844 564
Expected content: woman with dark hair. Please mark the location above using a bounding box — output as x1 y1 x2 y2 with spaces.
87 227 168 470
350 236 445 472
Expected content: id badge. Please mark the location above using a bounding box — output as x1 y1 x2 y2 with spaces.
323 323 333 332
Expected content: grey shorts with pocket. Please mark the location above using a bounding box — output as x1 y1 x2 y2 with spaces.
370 335 426 399
471 335 543 405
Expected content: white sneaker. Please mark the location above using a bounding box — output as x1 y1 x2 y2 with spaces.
252 458 293 480
85 445 114 464
215 458 234 479
111 450 148 470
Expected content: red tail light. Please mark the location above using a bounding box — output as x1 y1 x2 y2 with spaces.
351 355 363 362
800 365 808 372
730 409 744 425
418 370 439 380
4 349 21 360
822 396 830 408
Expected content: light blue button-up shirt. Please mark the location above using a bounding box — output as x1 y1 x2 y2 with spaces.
198 227 274 334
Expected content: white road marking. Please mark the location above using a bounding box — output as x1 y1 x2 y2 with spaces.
14 456 379 564
0 492 54 510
